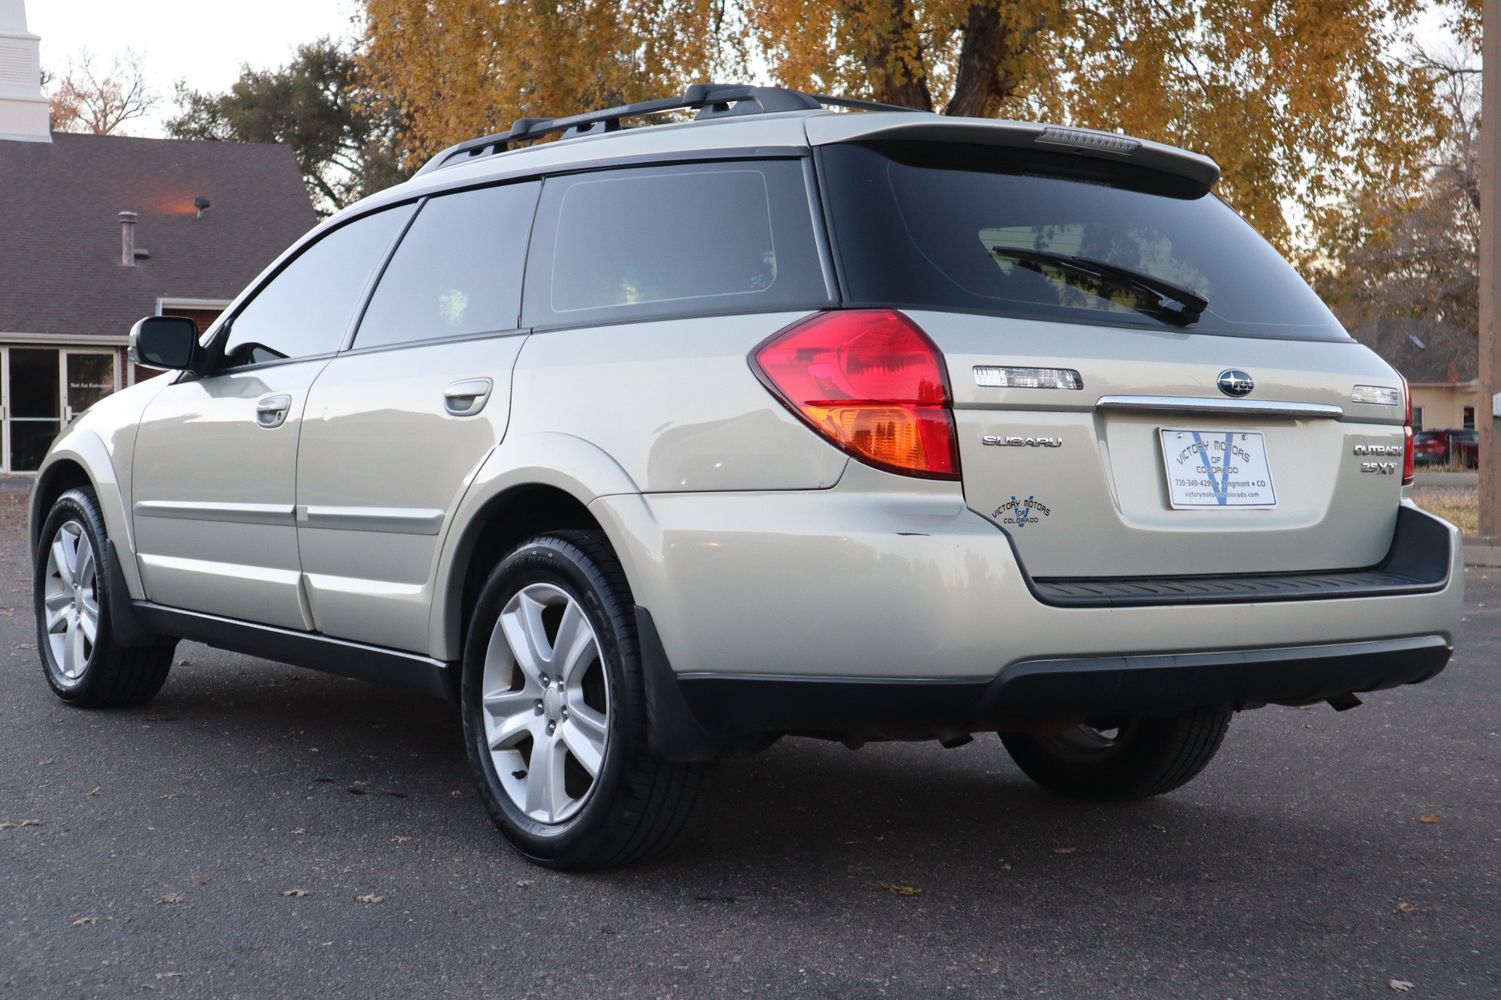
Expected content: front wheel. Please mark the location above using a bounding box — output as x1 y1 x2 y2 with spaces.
460 531 708 869
1000 707 1231 801
34 488 175 707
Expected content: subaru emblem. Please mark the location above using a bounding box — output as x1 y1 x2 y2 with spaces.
1217 369 1254 397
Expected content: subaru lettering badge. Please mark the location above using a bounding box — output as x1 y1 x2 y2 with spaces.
1217 369 1254 397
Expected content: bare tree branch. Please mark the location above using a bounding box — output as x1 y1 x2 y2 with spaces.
47 49 158 135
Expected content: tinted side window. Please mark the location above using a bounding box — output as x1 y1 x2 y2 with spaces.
355 182 540 350
219 206 412 368
524 160 830 327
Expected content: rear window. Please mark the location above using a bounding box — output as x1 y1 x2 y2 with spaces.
523 160 831 327
821 142 1349 342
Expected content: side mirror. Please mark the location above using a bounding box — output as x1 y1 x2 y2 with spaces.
130 316 203 372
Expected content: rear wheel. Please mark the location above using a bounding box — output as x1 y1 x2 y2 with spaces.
34 488 175 707
1000 707 1231 801
460 531 707 869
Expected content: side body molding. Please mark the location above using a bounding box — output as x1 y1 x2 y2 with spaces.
427 432 643 660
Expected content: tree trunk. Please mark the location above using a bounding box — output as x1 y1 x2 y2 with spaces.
861 0 934 111
947 3 1019 118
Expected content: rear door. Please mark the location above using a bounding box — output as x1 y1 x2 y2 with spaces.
818 139 1407 579
294 181 539 652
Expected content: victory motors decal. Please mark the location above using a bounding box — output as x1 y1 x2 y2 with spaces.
993 495 1052 529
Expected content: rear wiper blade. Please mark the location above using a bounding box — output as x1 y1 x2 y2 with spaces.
989 246 1208 326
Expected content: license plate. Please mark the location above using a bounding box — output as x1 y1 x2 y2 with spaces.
1159 429 1277 509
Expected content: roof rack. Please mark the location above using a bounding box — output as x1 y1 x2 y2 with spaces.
413 83 917 177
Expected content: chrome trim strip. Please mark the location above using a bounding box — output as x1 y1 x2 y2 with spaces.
133 500 296 526
296 505 446 536
1094 395 1344 419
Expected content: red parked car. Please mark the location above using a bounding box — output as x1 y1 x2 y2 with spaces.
1413 429 1478 468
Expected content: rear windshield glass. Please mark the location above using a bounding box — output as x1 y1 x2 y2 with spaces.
821 142 1349 342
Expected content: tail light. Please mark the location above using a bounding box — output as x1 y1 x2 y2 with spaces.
750 310 960 480
1402 374 1415 485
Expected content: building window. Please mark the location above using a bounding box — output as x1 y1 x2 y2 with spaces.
1412 406 1423 432
1463 406 1476 429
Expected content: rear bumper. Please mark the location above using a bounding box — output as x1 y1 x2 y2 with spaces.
595 477 1463 677
664 634 1450 738
590 469 1463 756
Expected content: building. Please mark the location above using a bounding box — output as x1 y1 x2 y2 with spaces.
0 0 315 472
1351 318 1478 432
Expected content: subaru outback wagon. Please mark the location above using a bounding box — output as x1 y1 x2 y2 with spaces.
31 84 1462 869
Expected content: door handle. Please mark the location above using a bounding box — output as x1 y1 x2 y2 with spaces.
256 393 293 429
443 378 493 417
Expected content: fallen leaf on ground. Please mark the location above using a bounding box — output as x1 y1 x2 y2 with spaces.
86 787 100 797
280 889 309 898
356 893 385 905
155 894 185 905
1395 901 1416 914
877 883 923 896
1389 980 1414 992
1419 814 1443 824
71 916 96 927
1050 846 1080 855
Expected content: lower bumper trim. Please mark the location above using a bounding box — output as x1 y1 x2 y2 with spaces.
671 635 1451 736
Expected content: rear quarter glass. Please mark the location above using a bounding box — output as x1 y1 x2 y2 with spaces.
819 141 1349 343
521 159 831 330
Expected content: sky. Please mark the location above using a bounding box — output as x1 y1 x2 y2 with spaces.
26 0 364 135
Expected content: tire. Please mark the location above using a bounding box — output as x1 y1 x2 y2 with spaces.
460 531 708 870
1000 707 1231 802
34 487 175 707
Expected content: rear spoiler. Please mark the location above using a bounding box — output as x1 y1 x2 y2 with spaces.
804 113 1220 195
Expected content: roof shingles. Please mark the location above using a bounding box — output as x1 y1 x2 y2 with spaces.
0 132 315 336
1351 318 1477 386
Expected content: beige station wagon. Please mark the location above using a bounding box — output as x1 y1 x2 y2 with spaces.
30 84 1462 869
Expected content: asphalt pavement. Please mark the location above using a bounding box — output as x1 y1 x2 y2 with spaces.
2 485 1499 999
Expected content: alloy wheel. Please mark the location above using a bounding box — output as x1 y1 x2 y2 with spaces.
480 583 611 825
42 520 99 683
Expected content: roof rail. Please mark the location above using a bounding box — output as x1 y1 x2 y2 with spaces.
413 83 919 177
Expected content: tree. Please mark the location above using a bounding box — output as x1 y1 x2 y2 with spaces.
1311 51 1481 335
359 0 1468 251
360 0 728 167
167 39 406 213
47 50 156 135
745 0 1454 250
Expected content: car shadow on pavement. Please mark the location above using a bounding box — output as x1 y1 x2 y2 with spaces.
56 654 1386 901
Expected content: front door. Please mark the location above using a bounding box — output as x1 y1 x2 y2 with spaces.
7 348 56 473
3 348 120 473
130 205 414 627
